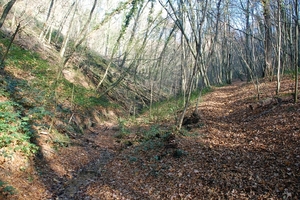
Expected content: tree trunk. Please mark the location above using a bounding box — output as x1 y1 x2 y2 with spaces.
276 0 282 95
294 0 299 103
0 0 17 29
60 0 77 58
245 0 252 81
262 0 273 78
54 1 75 45
39 0 56 41
0 23 20 68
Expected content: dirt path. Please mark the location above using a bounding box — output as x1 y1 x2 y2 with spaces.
81 80 299 199
31 124 121 200
56 148 113 199
4 80 299 199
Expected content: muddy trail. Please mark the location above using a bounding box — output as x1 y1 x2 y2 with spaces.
3 79 300 199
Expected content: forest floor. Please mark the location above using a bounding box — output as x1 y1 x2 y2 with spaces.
1 78 300 199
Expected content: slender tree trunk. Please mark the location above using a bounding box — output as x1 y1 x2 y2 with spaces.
178 54 199 130
54 1 75 44
60 0 77 58
262 0 273 78
181 35 187 105
281 3 287 75
0 23 20 68
223 0 232 84
0 0 17 29
276 0 282 95
39 0 55 41
294 0 299 103
62 0 131 67
245 0 252 81
159 0 209 129
97 0 143 92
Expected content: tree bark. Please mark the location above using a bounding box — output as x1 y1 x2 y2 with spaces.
39 0 56 42
0 23 20 68
276 0 282 95
0 0 17 29
59 0 78 58
294 0 299 103
262 0 273 78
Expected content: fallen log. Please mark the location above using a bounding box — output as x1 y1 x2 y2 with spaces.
249 97 276 110
249 95 294 110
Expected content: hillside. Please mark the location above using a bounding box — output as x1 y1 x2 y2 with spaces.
1 66 299 199
0 27 158 199
0 0 299 198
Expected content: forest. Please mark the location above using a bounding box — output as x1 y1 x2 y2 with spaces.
0 0 299 199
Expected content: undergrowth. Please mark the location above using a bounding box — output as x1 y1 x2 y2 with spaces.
0 180 16 197
0 100 38 157
0 32 113 156
0 31 122 153
147 87 213 122
1 33 113 110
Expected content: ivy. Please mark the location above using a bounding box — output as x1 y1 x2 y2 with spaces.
118 0 144 41
0 101 38 157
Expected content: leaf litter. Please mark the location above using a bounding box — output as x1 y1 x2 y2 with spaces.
85 79 299 199
1 78 299 199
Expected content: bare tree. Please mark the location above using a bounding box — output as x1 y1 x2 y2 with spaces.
276 0 282 95
223 0 232 84
262 0 273 78
59 0 78 58
159 0 210 129
39 0 56 42
294 0 299 103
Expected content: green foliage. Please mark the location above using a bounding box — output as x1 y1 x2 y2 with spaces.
148 96 183 122
0 101 38 157
28 106 53 120
88 96 114 107
51 29 64 45
283 68 300 77
191 87 213 99
59 79 116 108
1 33 115 111
172 149 187 158
121 0 140 35
135 127 168 150
115 118 131 139
140 139 163 151
0 180 16 196
3 41 56 107
147 86 213 122
139 125 161 141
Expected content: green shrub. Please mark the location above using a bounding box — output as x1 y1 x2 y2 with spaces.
0 101 38 157
115 118 131 139
140 125 161 141
145 86 213 122
0 180 16 196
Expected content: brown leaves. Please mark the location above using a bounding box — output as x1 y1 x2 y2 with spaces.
86 78 299 199
3 78 300 199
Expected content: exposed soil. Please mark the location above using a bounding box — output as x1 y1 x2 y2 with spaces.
1 78 300 199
